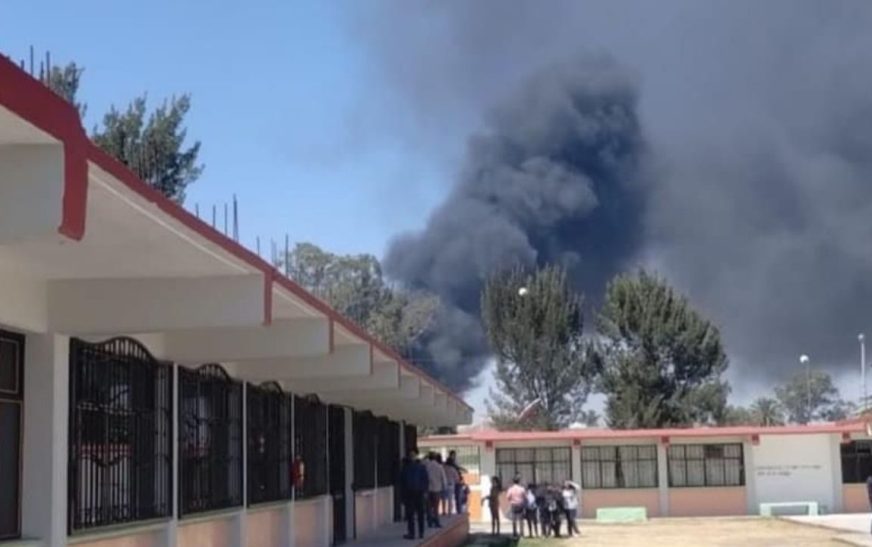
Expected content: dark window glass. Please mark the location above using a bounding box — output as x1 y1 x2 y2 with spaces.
295 395 328 498
842 441 872 483
581 445 658 489
0 402 21 538
494 447 571 486
667 443 744 487
247 383 292 505
68 337 173 532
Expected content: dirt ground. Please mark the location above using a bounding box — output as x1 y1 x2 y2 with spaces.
467 518 846 546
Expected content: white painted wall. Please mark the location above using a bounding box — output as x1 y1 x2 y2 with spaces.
0 144 64 243
0 272 47 332
21 333 69 547
751 434 838 512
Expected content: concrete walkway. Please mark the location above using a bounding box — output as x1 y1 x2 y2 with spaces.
349 514 468 547
787 514 872 546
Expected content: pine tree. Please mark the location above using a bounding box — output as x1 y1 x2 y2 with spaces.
594 270 730 428
482 264 592 430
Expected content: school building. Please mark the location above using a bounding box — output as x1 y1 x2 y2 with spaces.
421 421 872 521
0 56 472 547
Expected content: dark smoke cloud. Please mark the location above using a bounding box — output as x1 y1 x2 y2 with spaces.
345 1 872 395
384 55 646 390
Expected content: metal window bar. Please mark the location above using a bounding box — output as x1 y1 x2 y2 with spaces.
494 447 571 486
178 364 243 516
246 382 292 505
666 443 744 487
842 441 872 483
580 445 658 489
294 395 328 498
0 331 25 541
67 337 173 533
353 411 377 491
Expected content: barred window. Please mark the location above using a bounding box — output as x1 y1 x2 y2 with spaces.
668 444 744 487
444 446 481 474
581 445 658 489
68 337 173 532
376 418 400 488
294 395 328 498
495 447 571 486
179 364 243 515
353 411 377 490
247 382 292 505
841 441 872 483
404 424 418 455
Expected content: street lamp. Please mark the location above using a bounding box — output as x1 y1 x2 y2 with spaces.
518 286 529 296
799 354 811 423
860 334 867 411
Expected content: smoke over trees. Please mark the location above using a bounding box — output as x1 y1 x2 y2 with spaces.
345 1 872 394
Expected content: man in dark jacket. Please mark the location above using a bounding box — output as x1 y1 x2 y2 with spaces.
400 450 428 540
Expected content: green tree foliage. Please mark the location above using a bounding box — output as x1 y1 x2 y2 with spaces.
720 397 785 426
281 242 438 354
47 63 86 118
749 396 786 426
775 370 852 424
45 61 202 202
481 265 593 431
593 270 730 429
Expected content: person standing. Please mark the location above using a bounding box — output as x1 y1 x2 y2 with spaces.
506 476 527 538
524 483 539 538
562 480 581 537
424 453 447 528
447 450 467 513
481 476 503 536
443 456 460 515
399 450 428 540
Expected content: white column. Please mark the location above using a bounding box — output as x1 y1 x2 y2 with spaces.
657 443 669 517
344 408 353 540
571 443 582 485
829 434 843 513
21 333 69 547
480 444 497 526
164 364 180 547
743 440 757 515
234 382 248 547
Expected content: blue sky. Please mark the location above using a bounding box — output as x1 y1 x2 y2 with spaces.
0 0 450 258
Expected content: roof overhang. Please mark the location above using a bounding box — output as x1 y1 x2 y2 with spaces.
0 55 472 427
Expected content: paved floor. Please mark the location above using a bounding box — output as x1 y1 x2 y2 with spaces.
787 514 872 546
349 514 466 547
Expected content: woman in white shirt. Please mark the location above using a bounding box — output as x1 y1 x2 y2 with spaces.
561 480 581 536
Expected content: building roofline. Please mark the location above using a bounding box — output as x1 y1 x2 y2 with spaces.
0 54 472 414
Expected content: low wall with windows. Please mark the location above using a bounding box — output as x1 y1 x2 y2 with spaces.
246 505 290 547
581 488 660 518
294 496 331 547
177 513 236 547
354 487 395 539
842 484 868 513
72 529 163 547
668 486 747 516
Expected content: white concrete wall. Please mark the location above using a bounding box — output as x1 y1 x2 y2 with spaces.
750 434 838 513
0 144 64 243
0 273 47 332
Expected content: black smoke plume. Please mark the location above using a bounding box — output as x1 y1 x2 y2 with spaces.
384 56 646 390
348 1 872 397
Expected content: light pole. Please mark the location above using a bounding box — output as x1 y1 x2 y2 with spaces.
860 334 867 411
800 354 811 423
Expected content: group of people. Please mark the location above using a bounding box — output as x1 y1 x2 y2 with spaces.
399 449 470 541
483 476 581 538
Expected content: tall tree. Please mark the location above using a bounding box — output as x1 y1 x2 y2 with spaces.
594 270 730 429
281 242 438 354
749 396 785 426
775 370 851 424
481 264 593 431
45 61 202 202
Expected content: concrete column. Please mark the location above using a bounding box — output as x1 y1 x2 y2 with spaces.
828 434 843 513
21 333 69 547
656 443 669 517
234 382 248 547
344 408 353 540
163 364 180 547
571 443 582 485
743 440 757 515
480 444 497 526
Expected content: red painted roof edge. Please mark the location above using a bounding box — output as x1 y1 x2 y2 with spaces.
0 55 471 414
420 422 869 443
